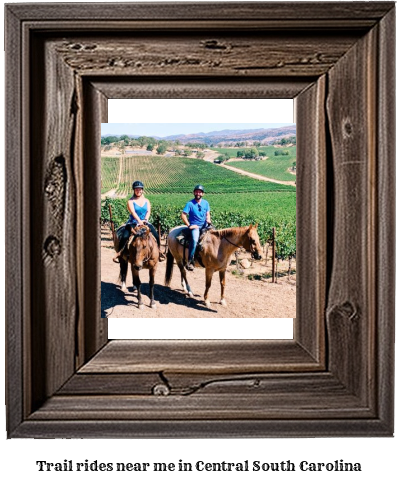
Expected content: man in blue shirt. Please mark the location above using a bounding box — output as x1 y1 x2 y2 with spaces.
181 184 212 270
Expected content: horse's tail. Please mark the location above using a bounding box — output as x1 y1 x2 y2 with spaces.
164 249 175 287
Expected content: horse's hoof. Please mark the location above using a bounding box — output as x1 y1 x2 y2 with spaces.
188 292 194 298
150 302 157 309
121 283 127 291
220 299 227 307
138 304 144 310
205 300 212 308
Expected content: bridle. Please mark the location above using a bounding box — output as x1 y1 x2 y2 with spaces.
222 233 260 259
222 235 242 249
128 229 152 264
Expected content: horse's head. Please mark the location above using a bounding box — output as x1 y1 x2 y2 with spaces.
129 225 151 270
245 224 262 260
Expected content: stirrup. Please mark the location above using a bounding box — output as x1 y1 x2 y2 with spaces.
113 251 123 263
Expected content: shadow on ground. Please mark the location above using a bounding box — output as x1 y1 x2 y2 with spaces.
101 280 217 317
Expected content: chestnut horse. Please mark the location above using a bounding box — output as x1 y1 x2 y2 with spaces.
114 225 159 309
165 224 262 308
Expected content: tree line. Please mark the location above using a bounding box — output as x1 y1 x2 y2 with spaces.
101 134 296 152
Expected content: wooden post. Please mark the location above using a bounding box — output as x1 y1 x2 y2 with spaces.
272 227 276 283
108 204 115 241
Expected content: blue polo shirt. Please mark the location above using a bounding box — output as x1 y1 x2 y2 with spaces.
182 199 210 226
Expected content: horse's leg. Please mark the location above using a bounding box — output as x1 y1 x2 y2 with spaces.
204 268 215 308
119 258 128 291
176 260 194 297
219 268 227 306
149 266 157 309
132 266 143 309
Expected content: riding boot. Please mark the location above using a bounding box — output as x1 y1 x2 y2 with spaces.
158 246 166 261
113 224 131 263
113 249 124 263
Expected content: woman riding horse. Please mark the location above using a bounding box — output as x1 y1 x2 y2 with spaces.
114 180 164 262
126 224 159 309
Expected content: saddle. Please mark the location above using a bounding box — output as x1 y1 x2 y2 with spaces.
176 225 215 267
113 224 150 263
112 225 128 263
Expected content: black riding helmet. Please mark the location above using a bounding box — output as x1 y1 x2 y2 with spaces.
132 180 144 190
194 184 205 192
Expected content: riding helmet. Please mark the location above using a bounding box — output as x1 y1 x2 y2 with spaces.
194 184 205 192
132 180 144 190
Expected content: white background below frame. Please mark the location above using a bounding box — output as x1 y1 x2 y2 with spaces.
107 98 294 340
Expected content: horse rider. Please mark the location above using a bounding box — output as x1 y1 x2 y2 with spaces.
181 184 212 271
114 180 165 262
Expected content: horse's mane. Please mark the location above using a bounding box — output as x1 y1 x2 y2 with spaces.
132 226 157 249
211 226 248 238
134 226 149 238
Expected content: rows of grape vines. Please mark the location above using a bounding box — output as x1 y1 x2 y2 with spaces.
216 145 297 181
102 196 296 261
101 155 296 261
100 157 120 194
105 156 295 195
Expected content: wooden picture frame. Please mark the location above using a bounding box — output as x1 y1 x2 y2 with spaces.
5 2 395 437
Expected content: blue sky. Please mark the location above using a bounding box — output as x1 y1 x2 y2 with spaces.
101 123 295 137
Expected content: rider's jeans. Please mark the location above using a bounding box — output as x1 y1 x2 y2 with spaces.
188 227 200 262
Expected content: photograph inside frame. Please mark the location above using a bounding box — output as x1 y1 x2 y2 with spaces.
101 119 296 333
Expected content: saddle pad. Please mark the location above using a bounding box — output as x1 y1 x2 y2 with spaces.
116 225 126 241
176 227 191 247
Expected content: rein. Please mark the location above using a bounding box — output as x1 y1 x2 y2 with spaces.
222 235 243 249
128 229 153 264
221 230 246 250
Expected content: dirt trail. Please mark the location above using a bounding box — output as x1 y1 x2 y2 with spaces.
101 227 296 319
219 163 296 186
203 150 295 186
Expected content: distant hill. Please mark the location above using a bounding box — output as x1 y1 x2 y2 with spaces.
163 125 296 145
102 125 296 146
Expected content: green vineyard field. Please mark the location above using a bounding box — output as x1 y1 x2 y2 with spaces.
102 155 295 195
100 157 120 194
101 154 296 260
215 145 297 182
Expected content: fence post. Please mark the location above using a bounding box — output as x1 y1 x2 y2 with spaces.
272 227 276 283
108 204 115 241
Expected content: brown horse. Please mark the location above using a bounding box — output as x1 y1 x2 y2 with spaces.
114 225 159 309
165 224 262 308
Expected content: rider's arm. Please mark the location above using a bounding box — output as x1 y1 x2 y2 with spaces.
205 201 211 224
127 200 143 225
144 199 151 222
181 212 190 227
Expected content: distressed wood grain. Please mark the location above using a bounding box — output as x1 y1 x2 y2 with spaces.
5 4 25 436
53 33 360 78
5 2 395 438
326 26 377 403
78 340 321 374
296 76 326 363
91 78 311 100
14 418 391 439
30 36 78 409
7 2 394 22
375 5 395 430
